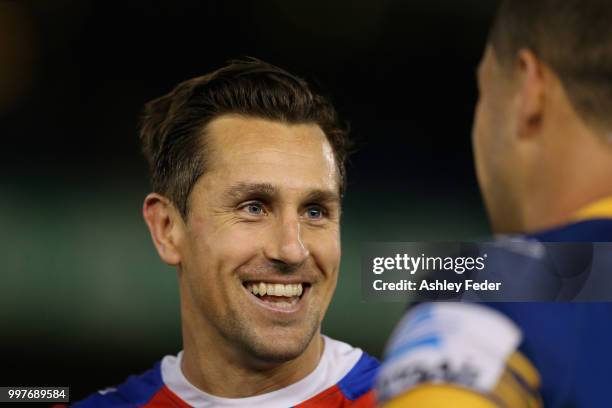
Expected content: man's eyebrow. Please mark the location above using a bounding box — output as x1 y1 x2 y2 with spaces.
303 189 341 204
224 183 340 204
224 182 279 200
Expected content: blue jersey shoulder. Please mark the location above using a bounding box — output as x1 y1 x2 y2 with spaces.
337 352 380 401
490 218 612 408
73 362 164 408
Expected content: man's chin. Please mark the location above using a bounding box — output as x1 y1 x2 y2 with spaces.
248 344 307 364
239 324 320 365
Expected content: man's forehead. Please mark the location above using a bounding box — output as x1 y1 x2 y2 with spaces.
207 114 336 159
205 114 327 147
198 114 341 194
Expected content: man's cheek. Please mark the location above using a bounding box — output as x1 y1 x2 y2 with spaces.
310 232 341 276
208 228 263 272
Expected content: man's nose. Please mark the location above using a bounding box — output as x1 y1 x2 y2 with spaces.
264 216 310 268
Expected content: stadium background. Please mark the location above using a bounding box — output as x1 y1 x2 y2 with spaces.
0 0 498 400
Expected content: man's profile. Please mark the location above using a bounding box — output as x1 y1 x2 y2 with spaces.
474 0 612 236
74 58 378 407
472 0 612 406
378 1 612 407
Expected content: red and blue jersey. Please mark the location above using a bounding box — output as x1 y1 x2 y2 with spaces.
73 336 379 407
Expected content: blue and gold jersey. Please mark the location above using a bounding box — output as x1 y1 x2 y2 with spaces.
490 197 612 408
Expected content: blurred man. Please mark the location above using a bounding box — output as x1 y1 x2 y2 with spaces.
473 0 612 406
75 59 378 407
378 1 612 407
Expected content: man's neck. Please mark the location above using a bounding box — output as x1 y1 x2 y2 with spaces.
521 192 612 234
520 132 612 234
180 325 324 399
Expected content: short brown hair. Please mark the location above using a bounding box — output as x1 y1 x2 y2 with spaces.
489 0 612 129
139 58 350 217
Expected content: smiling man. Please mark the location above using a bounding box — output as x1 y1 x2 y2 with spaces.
75 59 378 407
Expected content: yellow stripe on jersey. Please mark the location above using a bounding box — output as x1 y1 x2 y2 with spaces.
573 196 612 222
505 351 541 390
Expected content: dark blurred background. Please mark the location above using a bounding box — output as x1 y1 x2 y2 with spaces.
0 0 498 401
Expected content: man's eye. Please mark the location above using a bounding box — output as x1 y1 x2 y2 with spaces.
242 203 265 216
305 206 325 220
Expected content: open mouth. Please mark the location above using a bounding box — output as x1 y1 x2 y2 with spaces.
242 281 311 311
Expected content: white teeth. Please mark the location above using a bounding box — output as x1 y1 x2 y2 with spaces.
267 297 299 309
247 282 304 297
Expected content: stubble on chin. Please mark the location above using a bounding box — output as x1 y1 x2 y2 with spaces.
219 307 322 364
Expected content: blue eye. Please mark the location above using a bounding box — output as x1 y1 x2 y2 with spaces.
245 204 264 215
306 206 324 219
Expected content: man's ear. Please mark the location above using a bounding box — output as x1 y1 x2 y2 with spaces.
142 193 184 265
516 49 546 137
